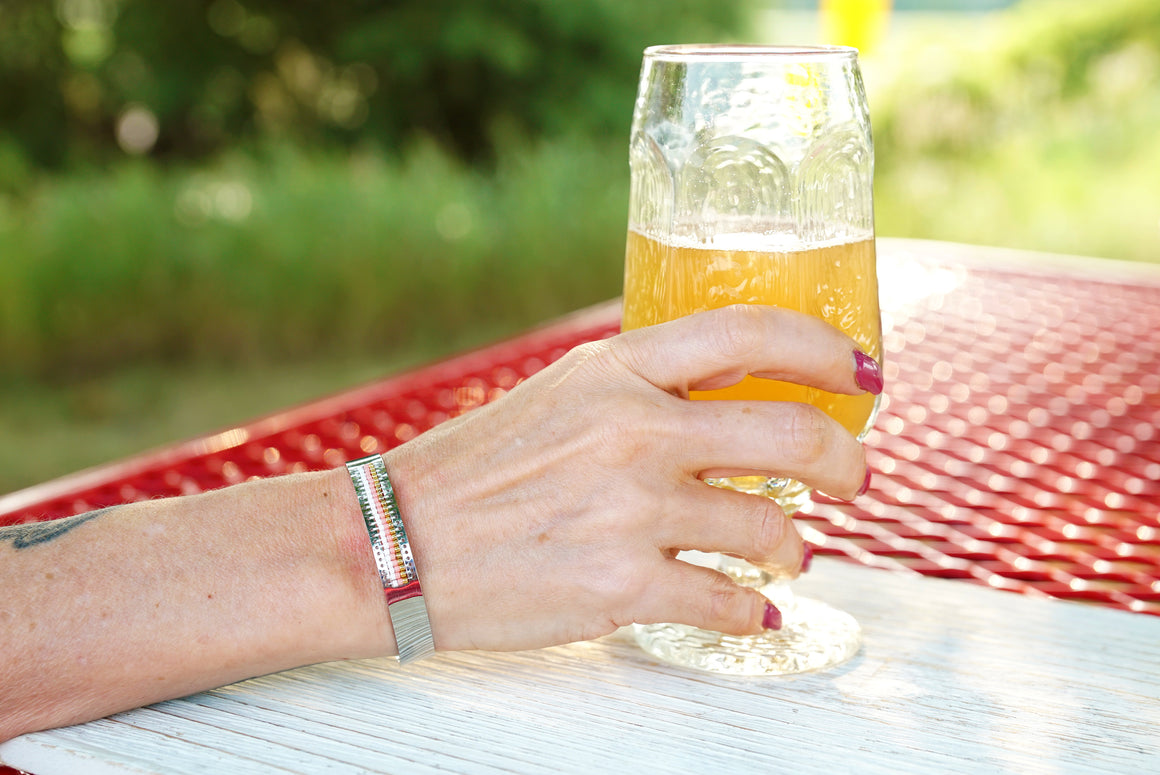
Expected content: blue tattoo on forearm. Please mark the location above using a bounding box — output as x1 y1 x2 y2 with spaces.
0 506 117 549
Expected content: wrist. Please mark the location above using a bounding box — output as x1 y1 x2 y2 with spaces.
342 455 435 663
309 467 399 659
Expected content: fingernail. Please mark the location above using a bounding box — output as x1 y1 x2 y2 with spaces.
762 601 783 631
853 350 884 395
801 543 814 574
857 468 872 497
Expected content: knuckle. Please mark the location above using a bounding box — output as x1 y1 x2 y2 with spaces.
703 572 741 626
853 443 869 476
710 305 766 364
563 340 615 378
785 403 830 467
582 553 645 610
558 339 638 389
590 400 654 467
843 444 871 499
588 390 678 471
593 335 650 383
594 571 638 609
750 497 788 559
698 572 760 634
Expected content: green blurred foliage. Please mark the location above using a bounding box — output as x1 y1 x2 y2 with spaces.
0 137 631 381
0 0 747 386
0 0 745 174
873 0 1160 261
2 0 1158 387
2 0 1159 491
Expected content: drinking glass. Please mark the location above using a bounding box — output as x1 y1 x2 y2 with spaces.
621 45 882 675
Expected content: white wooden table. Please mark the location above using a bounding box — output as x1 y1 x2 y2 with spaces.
4 559 1158 774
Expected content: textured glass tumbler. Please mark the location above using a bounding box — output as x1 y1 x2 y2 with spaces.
621 45 883 675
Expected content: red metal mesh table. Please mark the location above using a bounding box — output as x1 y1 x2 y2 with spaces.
3 238 1159 618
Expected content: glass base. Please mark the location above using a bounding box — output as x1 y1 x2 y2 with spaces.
633 595 861 676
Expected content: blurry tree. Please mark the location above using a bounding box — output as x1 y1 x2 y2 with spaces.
0 0 746 174
871 0 1160 262
874 0 1160 159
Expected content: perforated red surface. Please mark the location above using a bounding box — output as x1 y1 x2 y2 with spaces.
2 240 1158 616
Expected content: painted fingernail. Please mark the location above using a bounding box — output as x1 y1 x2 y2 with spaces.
762 601 783 631
853 350 884 395
801 542 814 574
857 468 872 497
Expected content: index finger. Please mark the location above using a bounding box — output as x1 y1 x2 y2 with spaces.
612 305 882 398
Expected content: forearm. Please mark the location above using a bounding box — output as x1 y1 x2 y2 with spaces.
0 468 391 741
0 306 879 741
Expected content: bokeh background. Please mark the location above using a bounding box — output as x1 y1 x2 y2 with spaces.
2 0 1158 493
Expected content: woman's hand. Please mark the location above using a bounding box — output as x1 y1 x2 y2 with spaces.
387 304 878 653
0 304 880 740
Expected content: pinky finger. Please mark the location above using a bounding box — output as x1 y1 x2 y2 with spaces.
639 561 780 637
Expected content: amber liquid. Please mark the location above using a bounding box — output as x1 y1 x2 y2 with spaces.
622 229 882 438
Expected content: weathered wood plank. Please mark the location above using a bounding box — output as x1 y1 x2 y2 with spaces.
5 560 1158 774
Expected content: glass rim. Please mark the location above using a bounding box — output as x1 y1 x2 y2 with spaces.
643 44 858 61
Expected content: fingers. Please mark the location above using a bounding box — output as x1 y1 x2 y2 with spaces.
677 398 869 501
640 561 772 637
596 304 877 499
658 481 807 576
614 305 880 398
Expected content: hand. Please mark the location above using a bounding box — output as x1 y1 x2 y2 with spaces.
386 304 876 653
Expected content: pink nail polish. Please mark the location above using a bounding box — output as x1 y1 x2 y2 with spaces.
762 602 783 631
801 543 814 574
857 468 872 497
854 350 884 395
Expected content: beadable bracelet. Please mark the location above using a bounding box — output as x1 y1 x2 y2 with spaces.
345 454 436 664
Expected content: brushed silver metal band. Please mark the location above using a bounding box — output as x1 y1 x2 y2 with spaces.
346 453 436 664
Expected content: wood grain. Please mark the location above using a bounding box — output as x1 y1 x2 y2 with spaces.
4 560 1158 774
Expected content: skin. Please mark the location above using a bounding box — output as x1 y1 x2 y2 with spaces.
0 305 875 742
